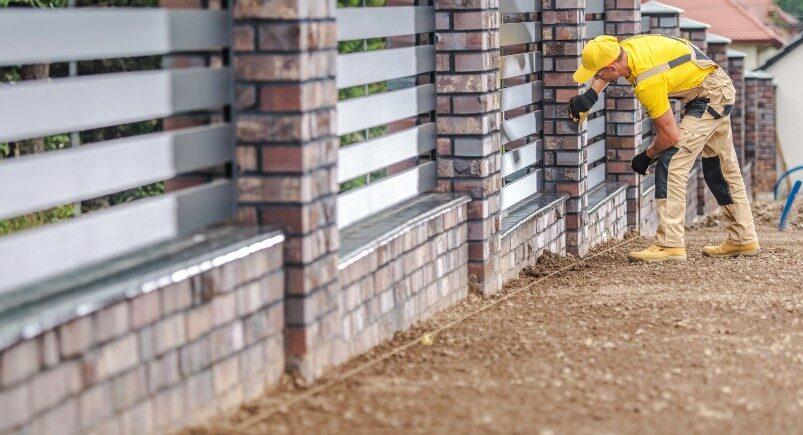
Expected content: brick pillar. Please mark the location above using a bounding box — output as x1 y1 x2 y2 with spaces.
641 0 681 37
605 0 642 232
706 34 730 70
680 18 708 51
542 0 587 256
233 0 341 380
744 74 759 164
727 49 747 167
750 72 777 198
435 0 502 296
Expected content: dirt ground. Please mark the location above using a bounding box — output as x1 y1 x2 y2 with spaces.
196 202 803 434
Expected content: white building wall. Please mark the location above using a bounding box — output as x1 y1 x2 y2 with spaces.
763 47 803 195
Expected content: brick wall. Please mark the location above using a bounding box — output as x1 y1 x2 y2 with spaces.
586 184 628 248
232 0 341 380
435 0 503 296
0 232 285 434
338 198 469 358
499 197 566 283
751 74 777 197
744 74 759 164
728 50 747 167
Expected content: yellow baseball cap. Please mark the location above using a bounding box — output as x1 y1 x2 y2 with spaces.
573 35 621 83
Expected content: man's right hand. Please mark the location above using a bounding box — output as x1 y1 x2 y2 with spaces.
568 88 598 123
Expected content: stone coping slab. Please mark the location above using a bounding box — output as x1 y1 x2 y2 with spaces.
338 193 471 269
500 193 568 238
0 225 283 351
588 182 628 213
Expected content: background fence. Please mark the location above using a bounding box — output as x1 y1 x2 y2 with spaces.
499 0 544 213
585 0 606 191
0 8 234 294
335 2 437 228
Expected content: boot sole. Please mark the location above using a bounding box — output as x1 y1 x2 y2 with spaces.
628 255 687 263
702 248 760 258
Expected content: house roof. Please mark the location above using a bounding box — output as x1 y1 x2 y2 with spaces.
759 32 803 70
652 0 787 46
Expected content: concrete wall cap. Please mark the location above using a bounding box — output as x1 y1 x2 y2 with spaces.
640 1 684 16
706 33 732 44
727 48 748 58
679 17 711 30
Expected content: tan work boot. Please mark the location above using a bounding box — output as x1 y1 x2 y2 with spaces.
628 244 687 262
702 241 760 258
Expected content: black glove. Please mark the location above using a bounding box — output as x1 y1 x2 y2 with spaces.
568 88 598 122
631 150 654 175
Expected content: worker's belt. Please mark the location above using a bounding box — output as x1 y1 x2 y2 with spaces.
634 40 713 85
683 97 733 119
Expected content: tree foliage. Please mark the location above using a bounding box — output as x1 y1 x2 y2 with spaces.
775 0 803 17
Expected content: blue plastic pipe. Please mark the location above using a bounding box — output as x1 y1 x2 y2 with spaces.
774 165 803 200
779 180 801 231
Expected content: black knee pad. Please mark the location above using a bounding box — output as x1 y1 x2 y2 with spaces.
702 156 734 205
655 147 679 199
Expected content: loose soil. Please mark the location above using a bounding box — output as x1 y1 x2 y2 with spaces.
195 202 803 435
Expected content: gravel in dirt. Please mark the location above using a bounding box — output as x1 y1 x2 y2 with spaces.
192 202 803 434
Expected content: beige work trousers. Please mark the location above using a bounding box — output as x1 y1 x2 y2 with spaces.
654 68 758 248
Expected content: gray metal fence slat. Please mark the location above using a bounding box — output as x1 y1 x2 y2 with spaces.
587 20 605 39
586 0 606 14
587 115 606 138
501 110 543 145
338 123 436 183
0 9 229 66
0 124 232 221
336 6 435 41
500 0 542 13
0 67 231 143
587 164 606 190
501 52 542 80
501 81 543 112
337 161 436 228
337 45 435 89
500 22 542 46
501 169 543 211
501 140 543 178
0 180 233 295
336 84 436 135
587 138 606 164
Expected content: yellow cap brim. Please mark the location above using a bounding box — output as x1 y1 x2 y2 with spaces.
572 65 595 84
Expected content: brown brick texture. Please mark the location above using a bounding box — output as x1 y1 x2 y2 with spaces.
751 77 777 197
232 0 340 380
605 0 642 233
728 53 747 168
0 240 285 434
435 0 503 295
542 0 588 256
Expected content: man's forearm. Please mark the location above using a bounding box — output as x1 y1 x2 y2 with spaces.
590 78 609 95
646 129 678 158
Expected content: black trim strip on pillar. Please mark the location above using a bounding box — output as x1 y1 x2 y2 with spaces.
655 147 680 199
702 156 734 205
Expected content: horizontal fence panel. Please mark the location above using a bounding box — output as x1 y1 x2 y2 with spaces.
587 20 605 39
502 140 543 178
337 45 435 88
501 169 543 211
337 161 436 228
588 163 606 190
587 0 605 14
500 0 542 13
501 52 542 79
0 67 231 143
501 110 542 144
501 81 543 112
0 180 233 295
500 22 542 46
587 115 606 138
337 123 436 183
0 9 229 66
587 138 606 164
336 6 435 41
0 125 232 220
337 84 435 135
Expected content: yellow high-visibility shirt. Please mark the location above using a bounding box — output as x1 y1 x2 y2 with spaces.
621 34 716 119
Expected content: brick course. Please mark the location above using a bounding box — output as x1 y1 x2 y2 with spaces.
0 235 285 434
